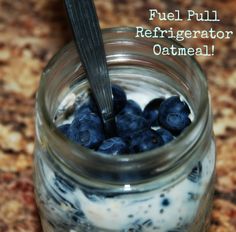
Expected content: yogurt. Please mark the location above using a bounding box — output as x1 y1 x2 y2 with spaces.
34 91 215 232
35 142 215 232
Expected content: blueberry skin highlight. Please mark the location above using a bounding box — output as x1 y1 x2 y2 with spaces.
116 113 148 138
119 100 142 116
156 128 174 144
68 114 104 148
69 123 104 149
112 84 127 114
158 96 191 135
129 129 164 153
143 98 164 126
97 137 128 155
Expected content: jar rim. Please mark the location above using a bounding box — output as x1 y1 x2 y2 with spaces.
37 26 209 177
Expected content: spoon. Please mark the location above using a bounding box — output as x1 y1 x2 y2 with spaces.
65 0 115 136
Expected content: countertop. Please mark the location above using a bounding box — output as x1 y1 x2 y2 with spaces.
0 0 235 231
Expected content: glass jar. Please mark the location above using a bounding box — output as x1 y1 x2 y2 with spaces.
34 27 216 232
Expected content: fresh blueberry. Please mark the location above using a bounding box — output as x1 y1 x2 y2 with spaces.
75 98 98 115
158 96 191 135
119 100 142 116
69 124 104 149
116 113 148 137
112 84 127 114
162 112 191 135
57 124 70 137
68 116 104 148
88 97 100 113
74 103 93 118
143 98 164 126
161 96 190 115
156 128 174 144
187 161 202 183
129 129 164 153
97 137 128 155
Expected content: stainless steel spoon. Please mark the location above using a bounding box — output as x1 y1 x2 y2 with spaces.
65 0 115 136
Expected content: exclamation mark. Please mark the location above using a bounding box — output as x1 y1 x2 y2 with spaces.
211 45 215 56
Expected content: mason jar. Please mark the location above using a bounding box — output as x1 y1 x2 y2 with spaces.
34 27 216 232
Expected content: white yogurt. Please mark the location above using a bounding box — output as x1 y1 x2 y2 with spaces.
35 89 215 232
35 137 215 232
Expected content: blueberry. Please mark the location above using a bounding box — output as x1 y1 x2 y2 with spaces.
158 96 191 135
161 198 170 207
97 137 128 155
116 113 148 137
69 123 104 149
156 128 174 144
68 115 104 148
112 84 127 114
87 97 100 113
161 96 190 115
143 98 164 126
119 100 142 116
165 112 191 134
72 112 103 129
57 124 70 137
74 103 93 119
187 161 202 183
129 129 164 153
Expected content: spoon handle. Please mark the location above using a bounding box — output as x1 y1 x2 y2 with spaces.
65 0 114 126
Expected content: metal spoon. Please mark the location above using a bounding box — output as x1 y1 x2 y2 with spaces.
65 0 115 136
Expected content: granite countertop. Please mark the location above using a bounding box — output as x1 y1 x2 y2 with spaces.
0 0 235 231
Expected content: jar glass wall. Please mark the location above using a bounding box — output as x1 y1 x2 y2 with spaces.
34 27 216 232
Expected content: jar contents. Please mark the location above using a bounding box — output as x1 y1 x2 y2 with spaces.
35 81 215 231
57 84 191 154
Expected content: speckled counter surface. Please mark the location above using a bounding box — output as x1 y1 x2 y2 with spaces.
0 0 235 231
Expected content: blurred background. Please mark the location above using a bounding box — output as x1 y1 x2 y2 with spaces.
0 0 235 231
